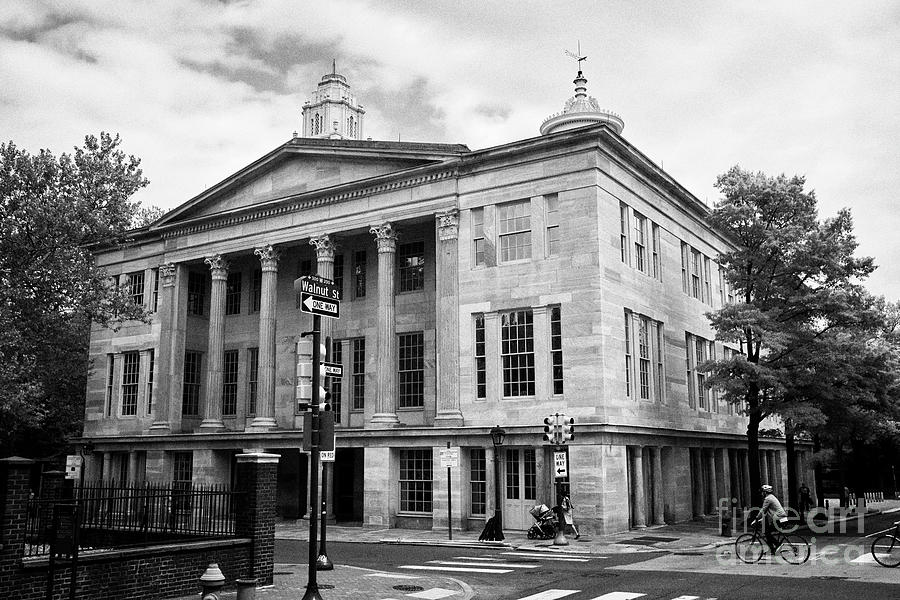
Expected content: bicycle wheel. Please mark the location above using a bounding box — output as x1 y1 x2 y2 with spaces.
734 533 765 563
871 535 900 567
777 533 811 565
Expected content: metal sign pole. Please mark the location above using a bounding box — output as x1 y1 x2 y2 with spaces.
302 314 323 600
447 441 452 540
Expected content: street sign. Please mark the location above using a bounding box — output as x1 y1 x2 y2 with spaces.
440 448 459 468
323 362 343 377
321 450 335 462
296 275 341 301
554 451 568 478
65 455 82 480
300 293 340 319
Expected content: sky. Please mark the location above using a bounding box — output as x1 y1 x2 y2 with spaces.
2 0 898 299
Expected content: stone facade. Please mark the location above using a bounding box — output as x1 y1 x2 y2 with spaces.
79 72 814 536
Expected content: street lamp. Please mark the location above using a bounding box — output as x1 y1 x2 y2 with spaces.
490 425 506 540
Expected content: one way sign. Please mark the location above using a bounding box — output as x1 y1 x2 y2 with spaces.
300 292 340 319
554 451 568 479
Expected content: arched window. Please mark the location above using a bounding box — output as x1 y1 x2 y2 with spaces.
314 113 321 135
349 116 355 137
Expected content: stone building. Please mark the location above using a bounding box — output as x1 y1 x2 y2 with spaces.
81 66 812 534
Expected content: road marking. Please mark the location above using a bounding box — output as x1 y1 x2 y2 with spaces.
428 560 539 568
586 593 646 600
366 572 420 579
503 551 591 562
515 591 579 600
400 565 513 574
670 596 701 600
406 589 459 599
852 553 881 564
452 556 502 560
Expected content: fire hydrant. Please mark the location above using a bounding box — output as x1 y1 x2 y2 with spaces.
199 563 226 600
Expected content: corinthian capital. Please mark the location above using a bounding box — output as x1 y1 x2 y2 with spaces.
254 245 281 271
369 222 398 253
159 262 177 287
309 234 336 259
204 254 229 279
437 209 459 241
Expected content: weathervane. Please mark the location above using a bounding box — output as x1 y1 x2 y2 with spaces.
565 41 587 71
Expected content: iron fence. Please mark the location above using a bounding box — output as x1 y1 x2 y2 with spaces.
24 480 240 558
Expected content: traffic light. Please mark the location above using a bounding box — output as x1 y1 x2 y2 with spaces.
296 339 313 412
561 417 575 442
543 416 556 443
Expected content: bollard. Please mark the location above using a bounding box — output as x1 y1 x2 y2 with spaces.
199 563 226 600
236 578 257 600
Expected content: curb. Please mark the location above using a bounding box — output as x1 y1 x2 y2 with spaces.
378 538 512 550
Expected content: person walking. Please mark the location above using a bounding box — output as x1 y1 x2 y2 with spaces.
558 485 579 539
798 482 813 514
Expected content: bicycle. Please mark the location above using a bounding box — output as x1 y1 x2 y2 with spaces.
734 519 811 564
871 520 900 567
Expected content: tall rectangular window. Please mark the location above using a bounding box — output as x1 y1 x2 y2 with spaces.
127 271 145 307
247 347 259 416
638 316 651 400
702 256 712 304
352 338 365 410
633 212 647 273
620 203 630 264
681 242 690 294
625 312 633 397
691 249 702 299
173 452 193 510
147 349 155 415
472 207 485 266
546 194 560 257
182 351 201 416
505 448 520 499
188 272 206 316
551 306 563 395
121 351 140 416
718 265 726 306
501 309 535 397
524 449 537 501
225 272 242 315
685 333 695 408
398 241 425 292
251 269 262 313
470 448 486 516
474 314 486 400
651 223 661 280
695 336 709 409
222 349 238 416
354 250 366 298
398 332 424 408
399 448 432 513
331 339 342 423
333 254 344 298
151 268 159 312
105 354 115 417
656 325 665 403
498 200 531 262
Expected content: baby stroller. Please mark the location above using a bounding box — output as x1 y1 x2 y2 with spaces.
526 503 557 539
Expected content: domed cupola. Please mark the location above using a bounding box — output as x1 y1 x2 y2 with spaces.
540 69 624 136
301 60 366 140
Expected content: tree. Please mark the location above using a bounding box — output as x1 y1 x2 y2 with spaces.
0 132 150 457
702 166 876 504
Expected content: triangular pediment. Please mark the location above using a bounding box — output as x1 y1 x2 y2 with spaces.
153 138 468 228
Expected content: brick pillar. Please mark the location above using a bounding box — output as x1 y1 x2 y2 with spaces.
0 457 36 599
234 452 280 585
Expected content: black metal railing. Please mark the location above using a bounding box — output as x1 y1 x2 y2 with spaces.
24 481 240 558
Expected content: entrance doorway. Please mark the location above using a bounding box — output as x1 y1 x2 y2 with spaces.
274 448 307 520
334 448 364 523
501 448 538 530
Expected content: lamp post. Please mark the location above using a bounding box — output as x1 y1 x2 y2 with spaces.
490 425 506 539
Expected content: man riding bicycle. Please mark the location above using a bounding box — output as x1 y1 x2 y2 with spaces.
752 484 789 553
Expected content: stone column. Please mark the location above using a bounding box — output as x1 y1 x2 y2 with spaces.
435 211 463 426
150 262 177 432
715 448 729 508
741 450 752 507
631 446 646 529
760 450 770 487
369 223 399 426
234 452 280 586
310 233 336 345
705 449 717 514
691 448 704 518
651 446 665 525
201 254 228 430
249 245 280 430
772 450 783 494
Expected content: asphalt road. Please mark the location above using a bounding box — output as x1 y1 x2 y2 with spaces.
275 511 900 599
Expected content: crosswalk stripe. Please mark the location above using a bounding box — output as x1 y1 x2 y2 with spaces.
670 596 701 600
503 551 591 562
587 593 646 600
452 556 503 560
429 560 539 568
400 565 513 574
514 591 579 600
366 572 419 579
